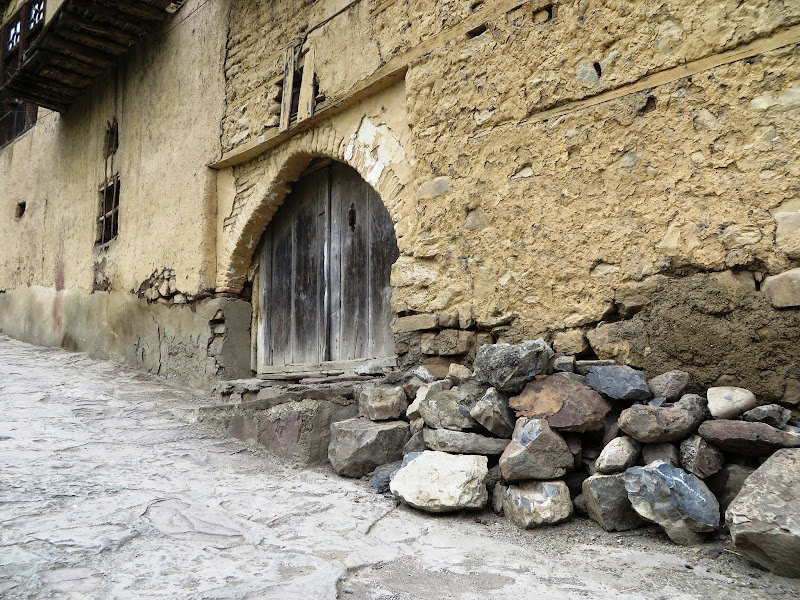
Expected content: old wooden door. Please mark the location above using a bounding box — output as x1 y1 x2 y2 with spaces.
257 160 399 372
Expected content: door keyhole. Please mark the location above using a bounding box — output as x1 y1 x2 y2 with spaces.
348 203 356 231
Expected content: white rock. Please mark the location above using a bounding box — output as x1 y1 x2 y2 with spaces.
390 451 488 513
707 386 758 419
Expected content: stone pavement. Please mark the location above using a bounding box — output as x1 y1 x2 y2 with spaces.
1 336 799 600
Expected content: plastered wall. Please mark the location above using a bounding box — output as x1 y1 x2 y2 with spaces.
0 0 246 385
220 0 800 400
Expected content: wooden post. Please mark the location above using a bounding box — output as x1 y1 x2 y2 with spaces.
297 46 316 123
279 45 296 132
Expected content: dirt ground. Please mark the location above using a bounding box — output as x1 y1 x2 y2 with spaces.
0 335 797 599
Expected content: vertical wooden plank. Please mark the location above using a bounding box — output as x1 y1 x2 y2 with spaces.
297 46 316 123
269 207 293 366
290 172 327 364
329 165 343 361
335 162 370 360
279 45 296 132
258 229 273 369
367 184 400 358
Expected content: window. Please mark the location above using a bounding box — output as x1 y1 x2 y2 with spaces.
0 2 45 147
97 176 120 246
96 119 120 246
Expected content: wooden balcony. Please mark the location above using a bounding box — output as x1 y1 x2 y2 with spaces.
0 0 178 112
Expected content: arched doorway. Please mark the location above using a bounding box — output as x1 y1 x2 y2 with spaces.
256 159 399 373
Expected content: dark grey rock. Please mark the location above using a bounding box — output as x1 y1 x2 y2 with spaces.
623 461 720 545
368 461 403 494
583 473 644 532
328 418 411 478
499 418 574 481
647 370 690 402
403 431 426 455
726 449 800 577
575 359 616 375
742 404 792 429
619 394 708 443
585 365 651 402
473 339 554 393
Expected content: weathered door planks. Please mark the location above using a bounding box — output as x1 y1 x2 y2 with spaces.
258 161 398 371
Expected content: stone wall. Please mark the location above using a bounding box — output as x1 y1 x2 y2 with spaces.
220 0 800 392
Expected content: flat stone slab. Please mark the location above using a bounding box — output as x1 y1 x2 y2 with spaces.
423 428 510 455
697 420 800 456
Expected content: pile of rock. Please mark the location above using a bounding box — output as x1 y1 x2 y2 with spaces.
327 339 800 577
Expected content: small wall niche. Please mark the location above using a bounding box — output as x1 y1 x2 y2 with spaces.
15 201 26 218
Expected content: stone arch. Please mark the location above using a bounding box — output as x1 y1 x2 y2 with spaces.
217 118 412 293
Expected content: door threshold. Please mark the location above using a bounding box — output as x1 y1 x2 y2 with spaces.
257 356 397 379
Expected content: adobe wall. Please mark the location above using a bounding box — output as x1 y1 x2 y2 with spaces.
220 0 800 402
0 0 248 385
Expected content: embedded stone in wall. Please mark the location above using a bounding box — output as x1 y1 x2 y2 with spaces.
406 379 452 420
623 461 720 545
447 363 473 385
421 329 474 356
392 314 439 333
619 394 708 443
328 418 411 478
647 370 690 402
390 451 488 513
553 329 589 356
473 339 554 393
774 211 800 259
586 323 649 368
499 418 574 482
726 449 800 578
502 481 573 529
583 473 643 532
761 268 800 308
509 375 610 433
